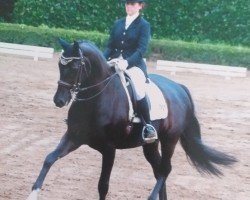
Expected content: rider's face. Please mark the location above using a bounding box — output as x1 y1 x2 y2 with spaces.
125 2 142 16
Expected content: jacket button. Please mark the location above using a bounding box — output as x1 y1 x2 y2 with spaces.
121 41 124 44
123 32 126 35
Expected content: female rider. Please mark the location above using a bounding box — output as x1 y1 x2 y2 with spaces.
103 0 157 142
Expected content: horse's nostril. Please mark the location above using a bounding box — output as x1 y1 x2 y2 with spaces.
55 99 65 108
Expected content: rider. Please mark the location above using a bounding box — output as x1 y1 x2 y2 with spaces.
103 0 157 142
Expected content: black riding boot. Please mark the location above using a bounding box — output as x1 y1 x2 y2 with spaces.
137 97 157 142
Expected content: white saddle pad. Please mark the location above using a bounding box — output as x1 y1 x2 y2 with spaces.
131 80 168 123
146 80 168 121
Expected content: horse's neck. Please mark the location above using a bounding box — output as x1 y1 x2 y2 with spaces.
92 61 110 79
72 74 128 128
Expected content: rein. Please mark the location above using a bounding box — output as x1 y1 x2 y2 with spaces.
74 72 118 101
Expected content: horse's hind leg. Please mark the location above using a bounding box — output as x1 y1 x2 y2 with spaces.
147 132 179 200
143 141 166 200
27 132 81 200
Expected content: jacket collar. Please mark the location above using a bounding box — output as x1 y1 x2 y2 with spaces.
123 15 141 29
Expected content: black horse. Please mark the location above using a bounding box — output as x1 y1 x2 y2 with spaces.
27 39 237 200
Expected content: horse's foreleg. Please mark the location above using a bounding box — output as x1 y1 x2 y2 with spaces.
93 145 116 200
27 133 81 200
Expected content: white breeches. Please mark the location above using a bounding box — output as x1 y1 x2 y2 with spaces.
126 67 147 100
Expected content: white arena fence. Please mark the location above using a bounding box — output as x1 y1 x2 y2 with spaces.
0 42 54 61
156 60 247 79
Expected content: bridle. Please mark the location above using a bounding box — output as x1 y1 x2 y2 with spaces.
57 49 118 101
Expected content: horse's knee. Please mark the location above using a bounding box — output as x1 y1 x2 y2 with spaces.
43 151 59 168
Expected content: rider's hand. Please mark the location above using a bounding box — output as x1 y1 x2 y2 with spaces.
107 58 119 67
117 59 128 71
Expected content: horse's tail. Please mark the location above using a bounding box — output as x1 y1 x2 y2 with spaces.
179 85 237 176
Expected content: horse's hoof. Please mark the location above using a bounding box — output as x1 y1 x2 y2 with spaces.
26 189 39 200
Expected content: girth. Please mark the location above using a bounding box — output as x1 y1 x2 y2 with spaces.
124 73 137 112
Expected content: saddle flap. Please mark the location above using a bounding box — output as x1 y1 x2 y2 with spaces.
145 80 168 121
124 73 168 122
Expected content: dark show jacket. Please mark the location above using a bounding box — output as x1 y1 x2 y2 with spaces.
103 15 151 76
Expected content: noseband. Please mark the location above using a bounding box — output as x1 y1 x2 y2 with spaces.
57 49 118 101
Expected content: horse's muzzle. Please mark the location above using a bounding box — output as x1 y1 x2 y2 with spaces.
53 89 71 108
54 98 67 108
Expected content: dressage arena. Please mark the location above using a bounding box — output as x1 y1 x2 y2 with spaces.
0 53 249 200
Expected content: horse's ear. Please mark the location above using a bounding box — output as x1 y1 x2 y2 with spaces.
58 38 70 51
73 41 79 50
73 41 80 55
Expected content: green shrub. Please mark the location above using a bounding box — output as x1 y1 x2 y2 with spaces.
13 0 124 33
149 39 250 67
144 0 250 47
13 0 250 47
0 23 249 68
0 23 108 50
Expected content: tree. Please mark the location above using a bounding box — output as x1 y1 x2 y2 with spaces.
0 0 16 22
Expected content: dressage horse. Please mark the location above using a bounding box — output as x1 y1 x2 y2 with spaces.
27 39 237 200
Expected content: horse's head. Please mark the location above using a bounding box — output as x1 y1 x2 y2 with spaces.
53 38 110 107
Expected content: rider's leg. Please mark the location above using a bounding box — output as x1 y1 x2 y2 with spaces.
126 67 157 141
137 96 157 139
